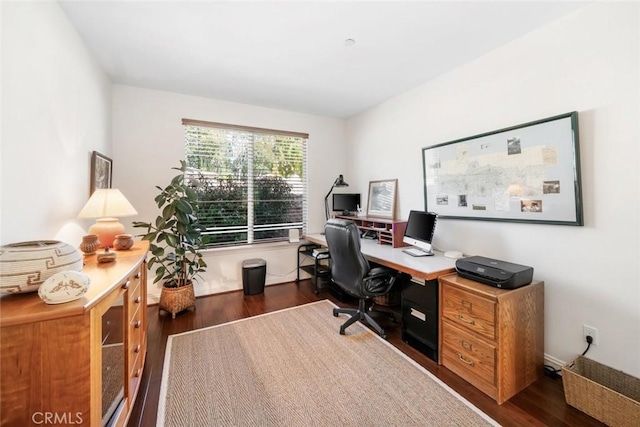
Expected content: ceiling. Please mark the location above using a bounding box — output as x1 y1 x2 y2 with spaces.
59 1 588 119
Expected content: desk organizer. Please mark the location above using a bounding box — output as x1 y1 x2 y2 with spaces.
562 355 640 427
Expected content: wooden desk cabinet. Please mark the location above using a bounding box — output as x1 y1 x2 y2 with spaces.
439 273 544 404
0 242 148 426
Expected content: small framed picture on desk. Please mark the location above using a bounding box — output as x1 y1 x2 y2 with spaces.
367 179 397 219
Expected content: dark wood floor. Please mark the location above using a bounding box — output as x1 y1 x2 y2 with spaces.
127 280 603 427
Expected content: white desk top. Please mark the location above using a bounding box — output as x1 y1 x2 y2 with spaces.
303 233 456 281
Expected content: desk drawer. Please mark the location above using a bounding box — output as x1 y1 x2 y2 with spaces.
442 320 496 387
128 352 144 402
402 278 438 311
442 285 496 340
127 279 142 318
402 299 438 349
128 307 143 360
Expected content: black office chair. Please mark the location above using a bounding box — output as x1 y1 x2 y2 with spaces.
324 218 397 338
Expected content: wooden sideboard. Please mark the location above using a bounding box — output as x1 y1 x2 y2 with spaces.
0 241 148 427
439 273 544 404
335 215 408 248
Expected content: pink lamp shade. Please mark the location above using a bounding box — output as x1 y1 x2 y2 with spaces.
78 189 138 248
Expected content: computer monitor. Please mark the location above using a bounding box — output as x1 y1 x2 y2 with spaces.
332 193 361 215
403 210 438 254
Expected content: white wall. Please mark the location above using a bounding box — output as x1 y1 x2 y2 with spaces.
1 1 112 246
112 85 346 302
347 2 640 376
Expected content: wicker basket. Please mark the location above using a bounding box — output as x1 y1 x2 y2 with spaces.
0 240 82 294
159 283 196 319
373 285 401 307
562 356 640 427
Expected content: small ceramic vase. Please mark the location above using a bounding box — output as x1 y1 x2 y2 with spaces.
79 234 100 255
113 234 134 251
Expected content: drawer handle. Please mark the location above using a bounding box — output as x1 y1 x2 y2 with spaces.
135 272 141 279
410 308 426 322
462 300 473 310
134 344 141 353
461 340 472 351
457 313 475 325
135 368 142 378
134 320 142 329
135 296 141 304
458 354 475 366
122 280 131 290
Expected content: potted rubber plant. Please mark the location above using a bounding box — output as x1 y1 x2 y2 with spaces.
133 161 209 318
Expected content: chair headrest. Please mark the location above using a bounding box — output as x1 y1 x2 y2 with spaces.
325 218 354 231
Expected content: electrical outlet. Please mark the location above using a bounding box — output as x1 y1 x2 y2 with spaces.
583 325 598 346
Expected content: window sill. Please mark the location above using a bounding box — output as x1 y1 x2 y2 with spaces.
202 240 301 255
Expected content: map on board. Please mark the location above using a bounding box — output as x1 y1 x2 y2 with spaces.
423 113 582 225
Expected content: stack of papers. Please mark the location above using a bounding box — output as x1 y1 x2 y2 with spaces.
312 248 329 257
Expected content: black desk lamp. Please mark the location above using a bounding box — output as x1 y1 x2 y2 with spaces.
324 174 349 220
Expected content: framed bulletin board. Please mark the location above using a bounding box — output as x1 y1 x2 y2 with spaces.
422 112 583 225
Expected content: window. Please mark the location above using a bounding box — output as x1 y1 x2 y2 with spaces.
182 119 308 247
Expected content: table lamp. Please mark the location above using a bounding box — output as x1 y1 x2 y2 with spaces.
78 188 138 248
324 174 349 220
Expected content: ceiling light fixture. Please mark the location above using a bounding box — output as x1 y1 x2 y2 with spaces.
344 38 355 47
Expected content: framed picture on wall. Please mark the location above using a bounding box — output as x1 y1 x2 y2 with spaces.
90 151 112 195
366 179 398 219
422 111 583 225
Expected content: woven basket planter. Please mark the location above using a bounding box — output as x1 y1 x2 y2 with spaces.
563 356 640 427
0 240 83 294
159 282 196 319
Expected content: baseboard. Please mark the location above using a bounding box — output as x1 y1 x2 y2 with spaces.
146 276 295 305
544 354 566 371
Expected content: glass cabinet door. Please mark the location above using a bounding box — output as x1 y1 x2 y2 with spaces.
101 304 125 425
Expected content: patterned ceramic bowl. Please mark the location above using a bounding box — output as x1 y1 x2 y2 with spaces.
38 270 91 304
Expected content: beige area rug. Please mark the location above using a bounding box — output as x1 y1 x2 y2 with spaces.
157 300 499 427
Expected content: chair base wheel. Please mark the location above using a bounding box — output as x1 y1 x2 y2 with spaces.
333 299 388 339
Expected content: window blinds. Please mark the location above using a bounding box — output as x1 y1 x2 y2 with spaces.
183 119 308 246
